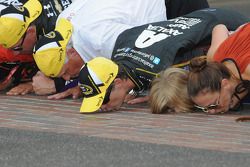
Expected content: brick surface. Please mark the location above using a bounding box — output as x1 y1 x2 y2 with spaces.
1 94 250 153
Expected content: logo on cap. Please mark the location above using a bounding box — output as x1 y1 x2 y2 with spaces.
45 31 56 38
13 6 25 12
79 84 93 96
105 73 115 84
97 97 104 107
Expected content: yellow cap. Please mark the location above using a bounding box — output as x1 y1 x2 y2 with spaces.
78 57 118 113
33 18 73 77
0 0 42 48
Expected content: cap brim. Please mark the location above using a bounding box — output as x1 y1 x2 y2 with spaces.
55 18 73 47
24 0 42 24
80 90 106 113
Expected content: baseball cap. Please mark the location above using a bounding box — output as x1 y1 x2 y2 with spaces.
0 0 42 48
78 57 118 113
33 18 73 77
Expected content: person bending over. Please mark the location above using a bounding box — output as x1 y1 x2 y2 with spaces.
188 22 250 114
149 67 193 114
34 8 248 113
149 22 250 114
0 0 74 93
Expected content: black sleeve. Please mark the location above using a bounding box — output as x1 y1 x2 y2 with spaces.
53 77 66 93
166 0 209 19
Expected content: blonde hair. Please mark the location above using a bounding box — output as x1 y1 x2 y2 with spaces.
149 68 193 114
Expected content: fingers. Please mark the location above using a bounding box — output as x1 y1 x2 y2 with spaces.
124 94 136 103
206 107 227 114
126 96 149 104
70 86 82 99
6 83 33 96
47 90 72 100
47 86 81 100
71 92 80 99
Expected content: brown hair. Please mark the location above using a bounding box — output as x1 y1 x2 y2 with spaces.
149 68 194 114
187 57 231 97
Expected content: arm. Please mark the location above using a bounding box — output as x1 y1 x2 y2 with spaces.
32 71 79 95
48 85 82 100
6 82 34 95
32 71 82 99
207 24 230 62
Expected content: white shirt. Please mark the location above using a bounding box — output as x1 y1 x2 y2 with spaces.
58 0 167 62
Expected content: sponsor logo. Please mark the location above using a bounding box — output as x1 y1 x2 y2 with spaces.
59 48 63 61
105 73 114 84
0 0 23 6
79 84 93 95
45 31 56 38
65 29 72 40
31 10 41 18
44 4 54 17
13 5 24 12
60 0 71 9
153 57 160 65
96 96 104 107
124 47 131 53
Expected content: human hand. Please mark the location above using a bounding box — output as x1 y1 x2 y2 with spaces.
126 96 149 104
6 82 34 95
124 89 137 103
32 71 56 95
48 86 82 100
124 89 149 104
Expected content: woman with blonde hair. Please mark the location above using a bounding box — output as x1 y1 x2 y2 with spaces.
149 67 194 114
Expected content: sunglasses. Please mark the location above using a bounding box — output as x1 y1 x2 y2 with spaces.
194 91 221 113
194 103 219 113
11 32 27 51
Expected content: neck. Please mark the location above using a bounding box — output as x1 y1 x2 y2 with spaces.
230 77 248 108
230 77 241 88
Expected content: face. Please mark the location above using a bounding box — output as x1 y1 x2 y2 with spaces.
57 48 84 80
10 26 37 55
192 81 234 114
100 79 129 111
192 90 221 113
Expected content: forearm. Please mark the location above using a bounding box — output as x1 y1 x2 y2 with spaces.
207 24 230 61
54 77 79 93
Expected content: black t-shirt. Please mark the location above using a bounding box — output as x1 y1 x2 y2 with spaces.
0 0 72 36
112 8 250 91
166 0 209 19
34 0 73 37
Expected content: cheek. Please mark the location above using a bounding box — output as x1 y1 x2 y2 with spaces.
219 89 232 106
220 92 232 106
108 91 126 109
23 34 36 50
67 58 83 76
67 65 80 77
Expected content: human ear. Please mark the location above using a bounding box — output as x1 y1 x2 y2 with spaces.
221 78 228 87
114 78 122 85
221 78 232 91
